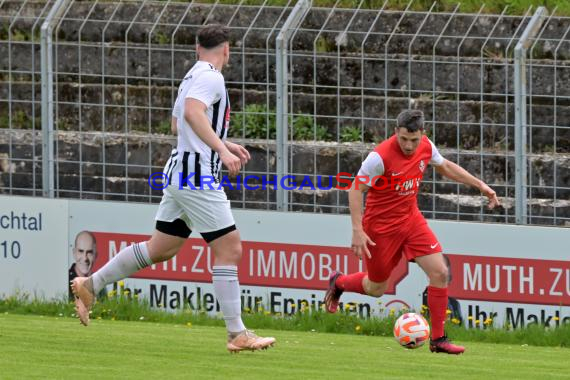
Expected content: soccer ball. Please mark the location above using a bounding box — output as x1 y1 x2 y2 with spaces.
393 312 430 349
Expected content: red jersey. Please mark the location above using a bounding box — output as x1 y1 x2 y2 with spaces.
361 135 443 234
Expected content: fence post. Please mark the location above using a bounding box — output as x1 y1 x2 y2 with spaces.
514 6 547 224
275 0 311 211
41 0 70 198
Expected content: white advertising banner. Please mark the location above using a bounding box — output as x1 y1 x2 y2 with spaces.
2 194 569 329
67 198 570 328
0 196 68 299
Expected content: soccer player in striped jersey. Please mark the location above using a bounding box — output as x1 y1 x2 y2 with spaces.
72 24 275 353
324 110 499 354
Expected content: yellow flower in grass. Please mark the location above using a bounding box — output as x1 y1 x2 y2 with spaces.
451 318 461 325
186 322 192 328
355 325 362 332
123 290 130 296
421 304 428 310
475 319 480 325
467 316 473 321
484 318 493 326
389 308 395 316
290 303 296 309
107 290 117 298
446 309 452 315
553 316 560 321
118 281 125 288
244 307 251 313
264 311 271 316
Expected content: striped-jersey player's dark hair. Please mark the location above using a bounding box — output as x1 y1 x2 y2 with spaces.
198 24 230 49
396 109 424 132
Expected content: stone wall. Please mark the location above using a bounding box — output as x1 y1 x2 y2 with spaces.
1 1 569 225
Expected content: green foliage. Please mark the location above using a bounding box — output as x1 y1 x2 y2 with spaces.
229 103 277 139
153 31 170 45
57 118 73 131
2 292 570 348
154 120 172 134
339 126 362 142
0 110 37 129
290 113 332 141
315 36 335 53
142 0 570 15
229 104 332 141
11 29 30 42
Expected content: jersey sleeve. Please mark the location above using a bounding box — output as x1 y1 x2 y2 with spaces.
185 70 225 107
428 139 445 166
172 83 184 118
356 151 385 186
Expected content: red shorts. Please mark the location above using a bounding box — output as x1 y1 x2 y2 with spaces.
363 213 442 283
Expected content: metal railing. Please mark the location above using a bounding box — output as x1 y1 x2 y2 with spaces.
0 1 569 226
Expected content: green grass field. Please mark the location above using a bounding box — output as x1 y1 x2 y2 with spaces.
1 314 569 379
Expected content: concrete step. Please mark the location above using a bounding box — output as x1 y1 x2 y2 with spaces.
3 1 569 59
1 130 569 199
3 39 569 103
2 81 569 153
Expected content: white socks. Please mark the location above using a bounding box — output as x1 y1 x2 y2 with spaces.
90 247 246 334
91 242 152 294
213 265 246 334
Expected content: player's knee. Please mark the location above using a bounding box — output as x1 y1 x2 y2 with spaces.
364 280 387 297
226 244 242 264
214 242 242 265
367 287 385 297
429 266 449 286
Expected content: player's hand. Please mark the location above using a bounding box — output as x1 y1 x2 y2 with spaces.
219 149 241 176
480 183 500 209
225 141 251 166
351 229 376 260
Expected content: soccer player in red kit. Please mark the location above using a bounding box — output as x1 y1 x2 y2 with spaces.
325 110 499 354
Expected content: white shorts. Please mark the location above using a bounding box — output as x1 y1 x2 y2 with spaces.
155 185 235 233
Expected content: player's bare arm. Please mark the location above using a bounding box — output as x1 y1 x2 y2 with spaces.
184 97 241 176
348 181 376 259
224 141 250 166
434 159 500 209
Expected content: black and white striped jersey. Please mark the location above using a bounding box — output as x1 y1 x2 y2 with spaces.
171 60 230 183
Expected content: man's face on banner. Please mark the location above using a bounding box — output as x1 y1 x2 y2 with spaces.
73 232 96 276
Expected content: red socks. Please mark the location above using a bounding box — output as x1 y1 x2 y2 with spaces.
427 285 448 340
335 272 367 294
